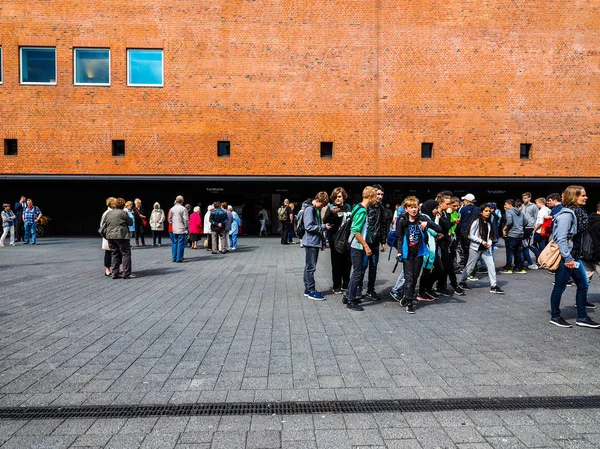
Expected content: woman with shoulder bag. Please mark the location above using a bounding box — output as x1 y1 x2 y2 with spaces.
549 185 599 328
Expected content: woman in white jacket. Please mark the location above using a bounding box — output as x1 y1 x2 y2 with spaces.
458 203 504 294
150 202 165 247
203 205 215 251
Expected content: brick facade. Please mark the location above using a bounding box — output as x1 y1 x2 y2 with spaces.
1 1 598 178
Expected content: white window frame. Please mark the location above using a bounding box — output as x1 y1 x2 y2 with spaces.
127 48 164 87
73 48 111 86
20 46 57 85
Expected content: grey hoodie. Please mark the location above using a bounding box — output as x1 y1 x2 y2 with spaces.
522 202 538 228
551 207 577 263
505 207 524 238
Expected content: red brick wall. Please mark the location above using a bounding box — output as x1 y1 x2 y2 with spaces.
0 1 598 177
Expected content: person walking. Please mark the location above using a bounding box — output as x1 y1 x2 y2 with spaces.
13 196 26 242
104 198 134 279
0 204 16 247
457 203 504 294
169 195 189 263
323 187 352 294
189 206 203 249
258 206 269 236
132 198 147 247
500 199 526 274
549 185 599 328
100 197 116 276
150 202 165 247
22 198 42 245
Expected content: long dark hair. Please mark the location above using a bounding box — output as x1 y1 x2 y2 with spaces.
469 202 497 242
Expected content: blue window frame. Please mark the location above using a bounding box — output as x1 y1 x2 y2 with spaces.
127 49 163 87
20 47 57 84
74 48 110 85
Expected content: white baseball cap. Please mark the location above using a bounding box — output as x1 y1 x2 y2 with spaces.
461 193 476 202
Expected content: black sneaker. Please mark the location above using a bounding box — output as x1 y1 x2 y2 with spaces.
584 302 597 309
436 288 451 297
453 285 466 296
425 290 439 299
365 291 381 301
406 302 415 314
550 317 572 328
575 317 600 328
346 301 364 311
389 290 402 302
458 281 471 291
490 285 505 294
342 295 349 305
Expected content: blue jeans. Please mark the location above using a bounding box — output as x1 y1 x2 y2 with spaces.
24 221 37 244
347 247 366 301
230 233 238 249
172 233 186 262
550 259 588 320
303 246 320 291
359 242 379 293
504 236 524 270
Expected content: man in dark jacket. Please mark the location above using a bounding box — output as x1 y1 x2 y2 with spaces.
104 198 134 279
585 200 600 282
14 195 26 242
210 201 229 253
356 184 388 300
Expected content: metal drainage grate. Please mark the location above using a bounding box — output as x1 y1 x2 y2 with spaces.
1 396 599 420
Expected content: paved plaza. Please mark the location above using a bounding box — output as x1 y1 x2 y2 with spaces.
1 237 600 449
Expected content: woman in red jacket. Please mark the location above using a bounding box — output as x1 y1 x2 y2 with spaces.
189 206 204 249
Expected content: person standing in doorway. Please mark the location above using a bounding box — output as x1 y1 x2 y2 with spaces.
278 199 293 245
22 198 42 245
14 196 26 242
133 198 147 247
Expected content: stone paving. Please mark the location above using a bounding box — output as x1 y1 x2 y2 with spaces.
1 237 600 448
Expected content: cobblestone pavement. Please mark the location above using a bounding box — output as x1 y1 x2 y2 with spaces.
1 237 599 448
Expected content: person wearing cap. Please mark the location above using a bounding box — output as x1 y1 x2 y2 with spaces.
458 194 478 268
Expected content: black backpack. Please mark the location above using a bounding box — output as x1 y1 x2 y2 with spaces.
333 205 364 254
295 199 313 239
580 230 594 261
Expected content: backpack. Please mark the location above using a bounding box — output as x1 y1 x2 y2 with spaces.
580 231 594 261
333 205 364 254
294 199 313 239
277 206 287 221
540 217 553 238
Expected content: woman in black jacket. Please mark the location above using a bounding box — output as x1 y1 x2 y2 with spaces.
323 187 352 295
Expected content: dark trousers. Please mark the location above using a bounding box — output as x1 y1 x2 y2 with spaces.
104 250 112 269
459 230 470 266
330 241 351 290
522 228 534 265
358 242 380 293
280 221 290 244
15 219 24 241
420 253 443 294
109 239 131 277
550 259 588 320
303 246 320 291
347 247 366 302
134 222 145 245
436 243 457 290
403 256 423 301
152 231 162 245
505 236 524 270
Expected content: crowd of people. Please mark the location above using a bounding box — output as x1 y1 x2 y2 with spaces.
1 196 42 246
295 185 600 328
99 196 241 278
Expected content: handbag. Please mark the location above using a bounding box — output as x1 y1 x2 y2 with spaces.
538 240 561 271
203 238 209 248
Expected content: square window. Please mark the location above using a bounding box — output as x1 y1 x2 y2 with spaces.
218 141 230 157
20 47 57 84
74 48 110 85
127 49 163 86
421 142 433 158
112 140 125 157
520 143 532 159
320 142 333 158
4 139 17 156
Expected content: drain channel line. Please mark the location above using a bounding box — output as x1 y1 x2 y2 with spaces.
1 396 599 420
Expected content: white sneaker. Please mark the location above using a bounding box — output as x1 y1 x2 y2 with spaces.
529 263 539 270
